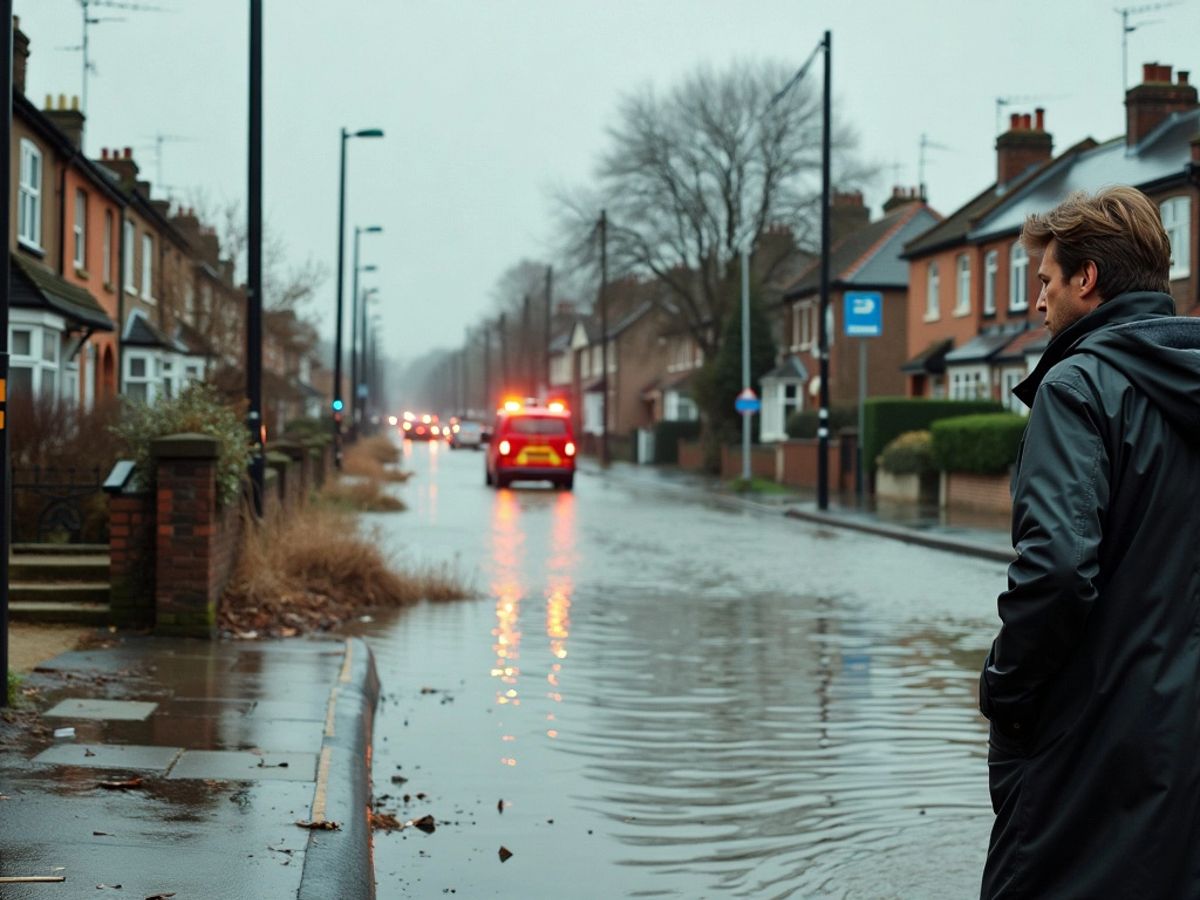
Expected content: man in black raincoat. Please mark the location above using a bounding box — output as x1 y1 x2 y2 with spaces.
979 186 1200 898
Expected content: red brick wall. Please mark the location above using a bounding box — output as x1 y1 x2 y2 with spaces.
779 438 848 491
944 470 1012 513
109 491 155 627
678 440 705 471
721 445 777 480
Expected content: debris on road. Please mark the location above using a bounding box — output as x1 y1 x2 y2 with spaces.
370 810 402 832
97 776 143 791
295 819 341 830
499 846 513 863
0 876 67 884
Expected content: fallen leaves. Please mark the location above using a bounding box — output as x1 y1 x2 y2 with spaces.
97 776 143 791
369 810 402 832
499 846 513 863
144 893 177 899
295 819 341 831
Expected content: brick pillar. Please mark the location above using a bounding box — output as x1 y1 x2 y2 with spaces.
108 489 155 627
152 433 225 638
265 450 296 512
271 440 310 504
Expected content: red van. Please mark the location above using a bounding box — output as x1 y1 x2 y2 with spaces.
485 401 576 490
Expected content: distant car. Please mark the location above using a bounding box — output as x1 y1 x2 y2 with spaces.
449 419 485 450
485 400 576 490
401 412 440 441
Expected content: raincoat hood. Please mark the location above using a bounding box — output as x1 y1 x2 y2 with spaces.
1014 292 1200 440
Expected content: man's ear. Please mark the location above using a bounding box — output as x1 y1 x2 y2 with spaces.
1078 260 1101 300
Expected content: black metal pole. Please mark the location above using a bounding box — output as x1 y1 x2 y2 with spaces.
349 226 360 437
544 265 552 397
483 324 491 414
599 210 609 465
498 312 508 393
0 0 13 706
817 30 832 511
246 0 264 518
332 128 347 468
521 293 531 397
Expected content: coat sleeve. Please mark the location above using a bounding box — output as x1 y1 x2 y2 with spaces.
979 378 1110 738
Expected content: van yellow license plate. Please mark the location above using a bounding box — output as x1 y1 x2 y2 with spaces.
515 445 561 465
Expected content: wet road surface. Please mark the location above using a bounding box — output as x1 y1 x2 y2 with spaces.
357 440 1005 898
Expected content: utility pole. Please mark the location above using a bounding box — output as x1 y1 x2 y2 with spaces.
599 210 609 465
483 323 492 414
1 0 13 705
544 265 553 398
817 29 832 511
521 293 531 398
498 312 508 394
741 246 751 483
246 0 264 517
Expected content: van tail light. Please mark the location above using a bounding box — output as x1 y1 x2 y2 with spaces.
498 439 512 456
565 441 576 457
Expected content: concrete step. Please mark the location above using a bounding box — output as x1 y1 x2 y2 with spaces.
9 582 110 605
9 600 109 625
11 543 109 556
9 555 110 583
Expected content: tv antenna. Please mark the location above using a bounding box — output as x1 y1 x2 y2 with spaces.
994 94 1065 135
138 132 198 190
59 0 170 118
917 133 952 197
1115 2 1181 91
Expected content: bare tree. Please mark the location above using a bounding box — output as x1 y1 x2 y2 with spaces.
558 59 868 358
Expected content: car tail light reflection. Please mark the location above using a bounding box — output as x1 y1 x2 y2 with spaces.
498 439 511 456
565 441 576 457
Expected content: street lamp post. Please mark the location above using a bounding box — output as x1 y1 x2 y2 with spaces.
332 127 383 468
350 224 381 435
359 287 379 426
246 0 264 517
817 30 832 511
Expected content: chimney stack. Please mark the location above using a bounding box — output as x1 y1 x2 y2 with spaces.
1126 62 1198 146
996 108 1053 186
98 146 141 190
13 17 29 97
882 185 923 214
831 189 869 241
42 93 85 151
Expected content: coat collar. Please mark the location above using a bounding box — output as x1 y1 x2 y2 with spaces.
1013 291 1177 407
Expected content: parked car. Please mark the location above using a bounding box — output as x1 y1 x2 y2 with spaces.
449 418 485 450
485 400 575 490
401 411 441 441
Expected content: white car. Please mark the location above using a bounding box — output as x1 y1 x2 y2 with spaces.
450 419 484 449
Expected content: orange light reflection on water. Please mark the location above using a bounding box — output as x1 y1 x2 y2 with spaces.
490 489 525 770
545 491 576 737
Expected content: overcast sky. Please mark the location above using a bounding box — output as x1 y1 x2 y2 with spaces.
15 0 1200 368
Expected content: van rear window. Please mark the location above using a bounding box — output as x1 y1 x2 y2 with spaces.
510 417 568 435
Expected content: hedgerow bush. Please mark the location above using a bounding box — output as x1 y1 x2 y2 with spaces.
863 398 1004 474
878 430 936 476
931 413 1027 474
112 382 251 507
786 405 858 439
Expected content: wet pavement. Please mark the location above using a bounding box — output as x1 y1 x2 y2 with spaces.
0 636 377 899
354 441 1008 898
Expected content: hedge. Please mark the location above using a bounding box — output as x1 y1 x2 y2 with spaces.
931 413 1028 474
786 405 858 439
654 420 702 464
879 430 936 476
863 397 1004 475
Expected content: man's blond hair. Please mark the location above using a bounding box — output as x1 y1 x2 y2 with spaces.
1020 186 1172 299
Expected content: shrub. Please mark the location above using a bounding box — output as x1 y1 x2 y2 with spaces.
879 430 936 476
283 416 330 442
319 476 407 512
6 669 20 706
931 413 1028 474
786 405 858 439
111 382 252 507
863 397 1005 475
653 420 702 464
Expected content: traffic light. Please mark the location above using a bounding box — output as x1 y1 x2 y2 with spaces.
332 399 344 412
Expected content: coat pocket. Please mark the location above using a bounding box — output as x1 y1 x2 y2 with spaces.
987 724 1029 816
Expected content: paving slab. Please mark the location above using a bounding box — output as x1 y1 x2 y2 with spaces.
31 743 182 772
167 749 318 782
43 698 158 721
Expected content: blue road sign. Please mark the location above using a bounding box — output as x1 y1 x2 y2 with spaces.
844 291 883 337
734 387 761 415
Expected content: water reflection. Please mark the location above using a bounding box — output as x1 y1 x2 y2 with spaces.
544 492 576 738
490 489 524 768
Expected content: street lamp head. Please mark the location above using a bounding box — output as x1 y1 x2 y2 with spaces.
353 128 385 139
362 265 378 273
365 226 384 234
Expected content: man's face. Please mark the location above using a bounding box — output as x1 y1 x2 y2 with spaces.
1035 240 1101 337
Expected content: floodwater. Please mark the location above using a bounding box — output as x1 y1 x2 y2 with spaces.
355 440 1005 898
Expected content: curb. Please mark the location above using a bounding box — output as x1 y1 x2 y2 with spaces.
782 506 1014 563
298 637 381 900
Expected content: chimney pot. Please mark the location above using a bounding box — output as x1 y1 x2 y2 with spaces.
1180 71 1190 86
1144 63 1156 82
57 93 65 110
124 147 132 159
43 93 51 109
101 147 108 159
1035 107 1045 130
71 95 79 110
1023 113 1033 129
1010 112 1019 129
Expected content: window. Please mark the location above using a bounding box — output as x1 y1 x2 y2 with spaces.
141 234 154 301
950 368 988 401
11 329 31 356
955 254 971 315
984 250 998 315
73 190 88 270
510 416 568 435
125 353 153 403
103 211 113 285
1010 242 1029 310
18 139 43 248
1160 196 1191 280
124 220 136 292
925 261 940 319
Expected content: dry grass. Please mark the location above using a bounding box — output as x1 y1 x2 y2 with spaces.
320 476 407 512
343 437 412 483
220 505 472 637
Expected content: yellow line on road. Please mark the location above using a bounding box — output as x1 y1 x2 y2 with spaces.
311 746 332 823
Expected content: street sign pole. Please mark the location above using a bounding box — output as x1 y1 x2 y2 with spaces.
857 340 866 498
741 246 751 482
0 0 12 706
843 290 883 502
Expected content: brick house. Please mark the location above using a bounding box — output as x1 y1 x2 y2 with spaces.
903 63 1200 411
770 190 941 439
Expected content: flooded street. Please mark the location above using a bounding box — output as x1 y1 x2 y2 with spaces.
358 441 1005 898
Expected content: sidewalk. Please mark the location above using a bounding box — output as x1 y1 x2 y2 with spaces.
581 458 1014 562
0 634 379 899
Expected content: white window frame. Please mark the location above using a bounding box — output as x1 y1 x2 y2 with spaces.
1160 196 1191 280
123 351 156 404
103 210 113 286
955 253 971 316
18 139 43 250
73 189 88 270
925 261 940 321
123 220 136 293
141 233 155 302
9 314 65 401
984 250 998 315
949 365 989 401
1010 242 1029 311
